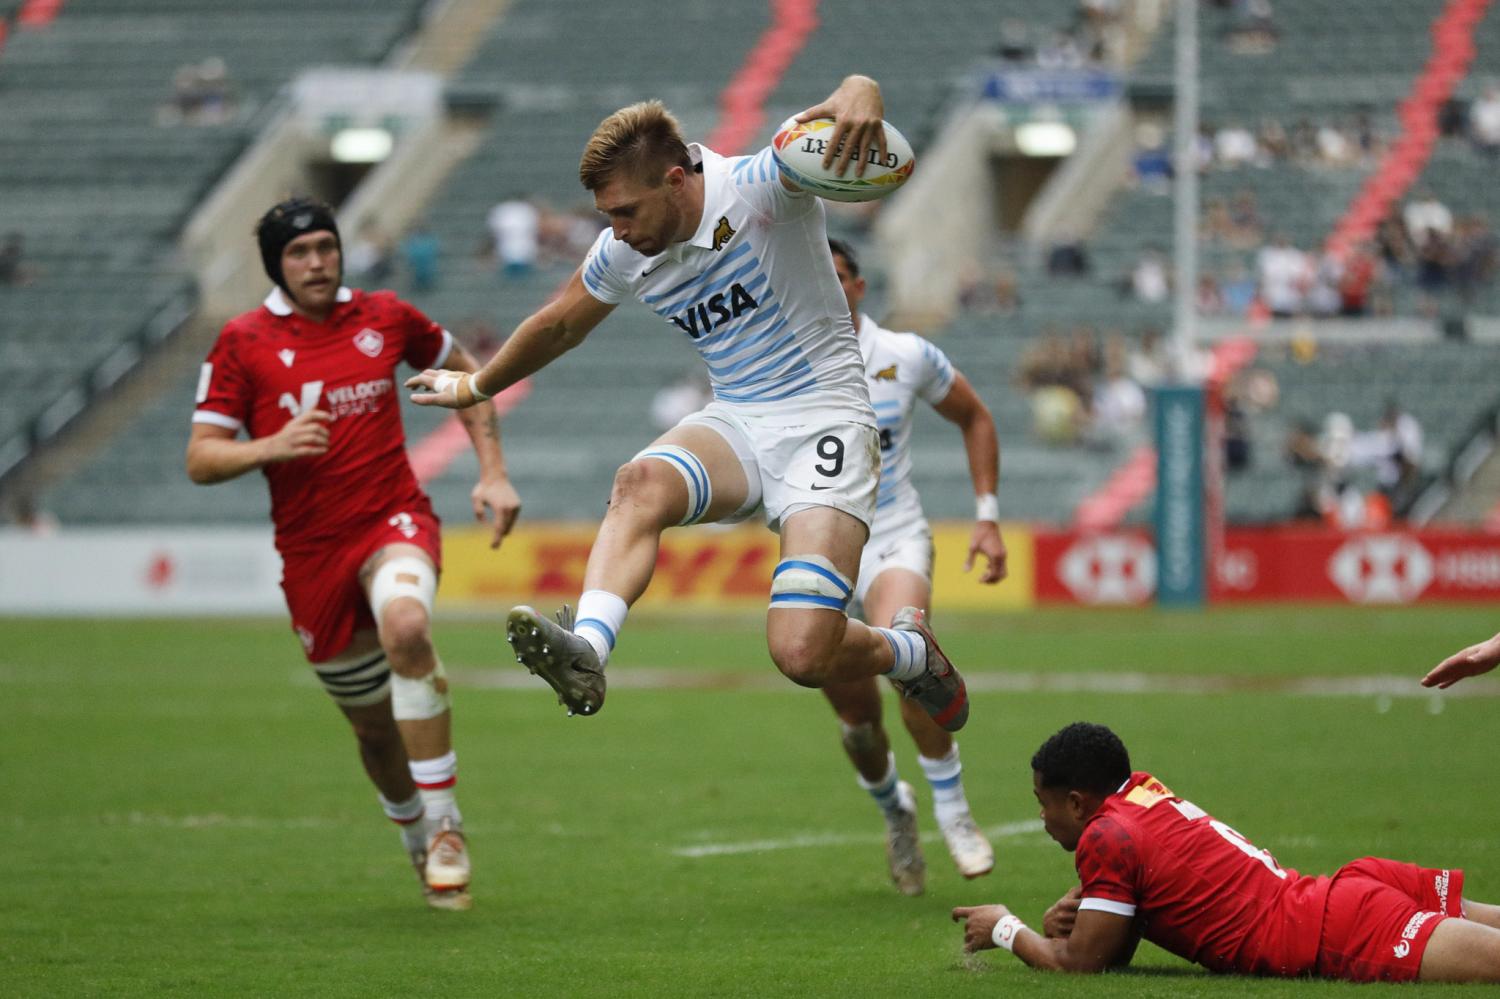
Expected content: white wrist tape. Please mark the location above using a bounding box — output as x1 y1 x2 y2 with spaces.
976 493 1001 523
465 372 493 401
992 914 1026 952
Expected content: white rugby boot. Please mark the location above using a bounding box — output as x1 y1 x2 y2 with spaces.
420 817 472 911
885 781 926 897
939 810 995 879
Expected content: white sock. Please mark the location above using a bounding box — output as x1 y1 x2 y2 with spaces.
379 791 427 854
574 589 628 668
876 627 927 682
409 750 462 830
855 752 904 815
919 744 972 827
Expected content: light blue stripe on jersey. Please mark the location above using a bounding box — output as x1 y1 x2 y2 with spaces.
650 262 765 321
718 350 808 393
716 364 816 403
873 399 901 412
704 323 795 380
642 243 753 305
699 303 783 360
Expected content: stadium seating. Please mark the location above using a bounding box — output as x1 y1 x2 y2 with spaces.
0 0 428 448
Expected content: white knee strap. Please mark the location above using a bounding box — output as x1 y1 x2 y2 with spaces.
634 445 712 525
312 648 392 707
391 659 451 721
369 555 437 620
770 554 853 613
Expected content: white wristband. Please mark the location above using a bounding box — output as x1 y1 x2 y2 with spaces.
466 372 493 401
992 914 1026 952
975 493 1001 523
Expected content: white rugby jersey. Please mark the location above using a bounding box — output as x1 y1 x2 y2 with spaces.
580 143 873 426
858 313 957 535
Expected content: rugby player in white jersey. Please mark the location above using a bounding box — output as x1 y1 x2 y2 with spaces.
821 239 1007 895
407 75 969 731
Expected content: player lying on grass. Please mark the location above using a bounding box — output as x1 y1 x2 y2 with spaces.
816 239 1006 895
407 75 969 734
952 722 1500 983
1423 630 1500 689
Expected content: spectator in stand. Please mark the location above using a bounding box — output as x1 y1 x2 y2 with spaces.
345 221 395 285
1452 214 1498 308
1315 121 1356 167
1404 190 1454 244
1196 273 1225 316
993 19 1035 63
1367 400 1423 504
486 197 540 277
0 231 32 287
1086 335 1146 448
1228 188 1264 248
1306 251 1344 317
1471 86 1500 157
1132 123 1173 194
1221 263 1258 317
157 57 236 126
1128 249 1170 304
1127 328 1171 387
1338 242 1378 317
400 220 441 293
1414 229 1454 315
1288 116 1319 163
1256 234 1311 318
1046 235 1091 278
1214 122 1261 168
1257 118 1290 161
1222 0 1278 53
1375 209 1416 281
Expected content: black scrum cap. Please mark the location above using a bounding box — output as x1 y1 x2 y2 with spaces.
255 197 341 293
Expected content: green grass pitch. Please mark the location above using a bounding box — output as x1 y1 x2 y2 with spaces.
4 606 1498 997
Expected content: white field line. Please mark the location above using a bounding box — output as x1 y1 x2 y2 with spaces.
672 819 1044 859
432 667 1500 699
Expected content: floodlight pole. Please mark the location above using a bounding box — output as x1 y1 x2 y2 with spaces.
1172 0 1200 379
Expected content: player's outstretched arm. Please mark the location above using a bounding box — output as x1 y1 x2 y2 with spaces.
1423 631 1500 688
933 372 1007 583
952 901 1133 973
792 74 886 177
406 267 614 409
443 341 522 549
185 409 330 485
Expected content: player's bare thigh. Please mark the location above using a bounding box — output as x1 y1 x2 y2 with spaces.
638 422 751 524
862 568 932 631
1418 915 1500 982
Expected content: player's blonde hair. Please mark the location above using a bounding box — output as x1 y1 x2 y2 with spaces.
579 100 692 191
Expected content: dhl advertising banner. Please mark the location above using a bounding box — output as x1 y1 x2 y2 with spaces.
1034 527 1500 606
439 522 1035 611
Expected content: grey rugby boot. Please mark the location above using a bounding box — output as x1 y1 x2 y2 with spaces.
506 604 606 716
885 781 927 896
889 606 969 732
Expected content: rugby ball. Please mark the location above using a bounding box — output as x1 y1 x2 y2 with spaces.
771 116 915 203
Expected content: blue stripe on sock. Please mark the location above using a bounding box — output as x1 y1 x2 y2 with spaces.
574 617 617 650
926 774 962 791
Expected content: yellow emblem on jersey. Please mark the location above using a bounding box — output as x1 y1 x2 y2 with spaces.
1122 774 1177 808
873 364 899 381
712 216 735 251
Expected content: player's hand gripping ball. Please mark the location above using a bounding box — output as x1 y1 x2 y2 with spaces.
771 116 915 203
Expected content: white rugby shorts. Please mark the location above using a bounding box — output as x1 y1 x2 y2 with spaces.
852 518 934 610
680 400 879 533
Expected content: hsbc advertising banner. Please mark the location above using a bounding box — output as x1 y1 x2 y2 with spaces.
1037 528 1500 606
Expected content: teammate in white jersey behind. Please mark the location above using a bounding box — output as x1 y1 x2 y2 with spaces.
407 75 970 731
822 239 1008 895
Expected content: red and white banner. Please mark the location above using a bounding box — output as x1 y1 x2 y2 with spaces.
1037 527 1500 606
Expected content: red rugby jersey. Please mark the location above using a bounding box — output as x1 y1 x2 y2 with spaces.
192 286 452 554
1074 771 1331 976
